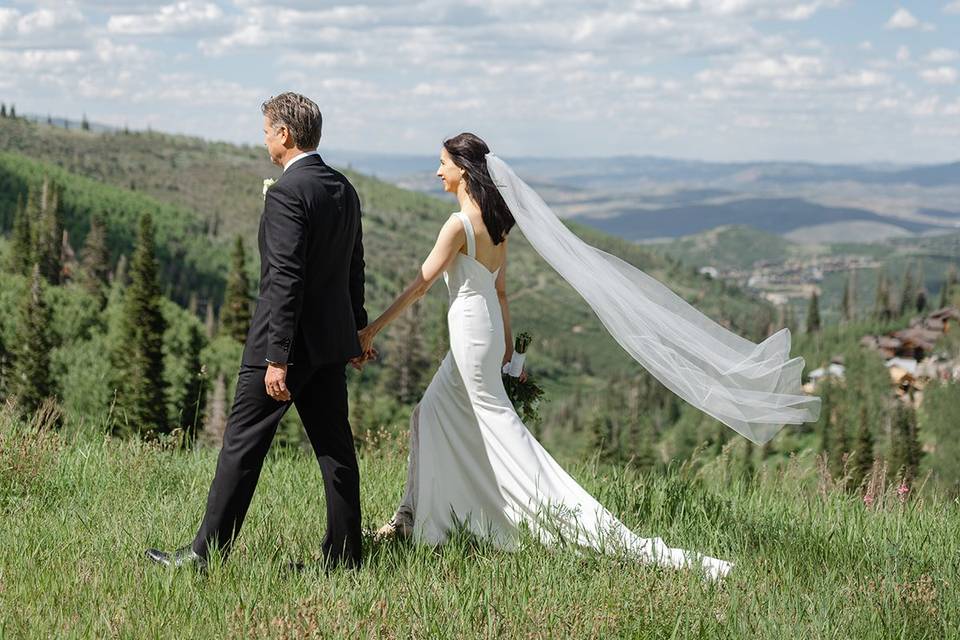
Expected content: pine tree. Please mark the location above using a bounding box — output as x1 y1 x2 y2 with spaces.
899 262 916 318
806 291 821 334
385 302 430 405
114 214 168 436
914 261 926 313
202 374 228 448
12 265 54 418
0 103 6 118
817 378 834 454
205 303 217 339
81 114 90 131
111 253 128 288
828 404 849 480
631 418 656 472
784 303 797 335
915 289 927 314
80 214 110 308
874 268 891 321
7 193 33 275
170 322 207 441
9 105 15 118
889 402 922 483
590 409 616 460
840 274 853 323
220 235 252 342
850 405 874 490
33 180 64 285
940 264 958 308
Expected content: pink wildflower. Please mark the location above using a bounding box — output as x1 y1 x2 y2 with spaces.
898 482 910 503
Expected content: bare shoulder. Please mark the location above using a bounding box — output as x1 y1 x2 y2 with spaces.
442 213 467 236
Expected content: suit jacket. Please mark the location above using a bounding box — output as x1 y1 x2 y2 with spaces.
242 153 367 368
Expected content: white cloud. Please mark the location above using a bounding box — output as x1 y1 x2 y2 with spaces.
0 8 21 33
0 49 85 71
697 54 824 89
833 70 891 88
94 38 153 64
896 45 911 62
926 48 959 63
886 8 919 29
3 0 958 163
107 1 224 35
944 1 960 14
920 66 958 84
884 8 934 30
699 0 842 20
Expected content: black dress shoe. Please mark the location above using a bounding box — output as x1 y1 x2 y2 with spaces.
145 545 207 570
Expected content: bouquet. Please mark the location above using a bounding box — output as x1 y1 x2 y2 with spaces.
502 331 545 425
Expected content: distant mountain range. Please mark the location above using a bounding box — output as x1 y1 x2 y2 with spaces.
325 150 960 189
570 197 953 242
322 150 960 244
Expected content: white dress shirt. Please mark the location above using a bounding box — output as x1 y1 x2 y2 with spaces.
283 150 320 173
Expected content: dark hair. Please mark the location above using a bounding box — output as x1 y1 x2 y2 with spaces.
443 132 515 245
261 92 322 149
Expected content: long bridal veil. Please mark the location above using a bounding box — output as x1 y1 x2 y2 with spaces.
485 153 820 445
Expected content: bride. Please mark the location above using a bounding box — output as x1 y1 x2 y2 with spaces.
357 133 819 581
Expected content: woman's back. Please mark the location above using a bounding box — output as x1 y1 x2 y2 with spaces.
459 207 507 274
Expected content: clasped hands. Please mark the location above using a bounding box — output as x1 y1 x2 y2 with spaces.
350 325 379 371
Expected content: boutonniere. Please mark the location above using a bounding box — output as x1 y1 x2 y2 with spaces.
262 178 276 200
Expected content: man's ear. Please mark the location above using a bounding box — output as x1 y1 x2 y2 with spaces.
278 124 291 147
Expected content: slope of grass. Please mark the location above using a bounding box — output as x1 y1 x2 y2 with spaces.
1 411 956 639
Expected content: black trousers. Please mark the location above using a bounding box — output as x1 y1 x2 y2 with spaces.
192 362 362 568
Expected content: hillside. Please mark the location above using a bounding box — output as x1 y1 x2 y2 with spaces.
0 115 779 387
649 223 960 326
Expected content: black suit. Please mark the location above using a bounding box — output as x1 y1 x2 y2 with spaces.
193 153 366 568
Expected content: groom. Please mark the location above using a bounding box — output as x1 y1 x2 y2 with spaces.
146 92 368 570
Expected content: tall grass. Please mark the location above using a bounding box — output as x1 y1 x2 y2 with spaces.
1 405 956 638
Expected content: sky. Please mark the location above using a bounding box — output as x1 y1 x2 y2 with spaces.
0 0 959 164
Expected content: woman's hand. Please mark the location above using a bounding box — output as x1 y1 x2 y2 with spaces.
358 325 378 360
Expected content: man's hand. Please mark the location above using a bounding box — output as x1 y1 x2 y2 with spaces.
349 347 379 371
265 363 291 402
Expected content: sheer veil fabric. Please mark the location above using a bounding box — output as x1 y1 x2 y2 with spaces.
485 153 820 444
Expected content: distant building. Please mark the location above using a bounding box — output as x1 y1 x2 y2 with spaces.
860 306 960 406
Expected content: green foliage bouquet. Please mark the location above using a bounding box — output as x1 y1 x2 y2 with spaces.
502 331 545 425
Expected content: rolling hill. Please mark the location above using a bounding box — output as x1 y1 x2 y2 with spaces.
0 115 779 394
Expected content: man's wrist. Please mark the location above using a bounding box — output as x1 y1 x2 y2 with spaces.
265 359 289 367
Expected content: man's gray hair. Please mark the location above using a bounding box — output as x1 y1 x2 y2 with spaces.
261 92 322 149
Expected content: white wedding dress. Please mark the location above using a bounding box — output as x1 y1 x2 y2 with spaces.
388 211 732 580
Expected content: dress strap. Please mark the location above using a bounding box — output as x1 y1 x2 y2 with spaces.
453 211 476 258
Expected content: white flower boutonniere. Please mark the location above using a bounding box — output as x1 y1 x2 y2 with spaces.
262 178 276 200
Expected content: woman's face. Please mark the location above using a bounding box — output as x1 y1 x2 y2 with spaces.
436 147 464 194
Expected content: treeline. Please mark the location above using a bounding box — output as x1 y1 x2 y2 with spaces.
0 173 255 441
1 102 96 132
0 153 229 306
